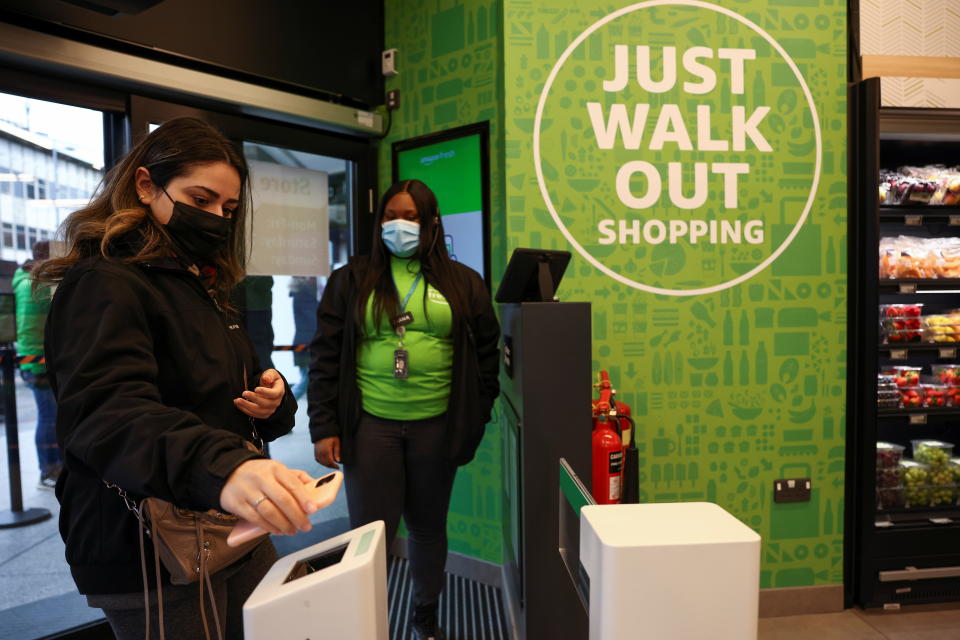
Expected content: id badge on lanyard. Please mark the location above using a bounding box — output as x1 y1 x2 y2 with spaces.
393 273 421 379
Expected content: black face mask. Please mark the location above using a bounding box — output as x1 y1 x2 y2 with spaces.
161 188 232 263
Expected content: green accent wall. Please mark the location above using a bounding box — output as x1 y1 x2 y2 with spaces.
383 0 848 590
382 0 507 564
502 0 847 588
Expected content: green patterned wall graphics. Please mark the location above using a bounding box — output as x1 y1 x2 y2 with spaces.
382 0 506 564
503 0 847 588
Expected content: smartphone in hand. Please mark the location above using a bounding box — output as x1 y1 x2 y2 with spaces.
226 471 343 547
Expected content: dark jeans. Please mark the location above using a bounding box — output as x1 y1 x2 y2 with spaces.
344 411 457 611
92 540 277 640
21 370 61 477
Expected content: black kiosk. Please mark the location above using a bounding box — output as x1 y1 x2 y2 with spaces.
497 248 590 640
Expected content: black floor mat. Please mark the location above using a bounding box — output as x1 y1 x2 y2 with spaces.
388 556 509 640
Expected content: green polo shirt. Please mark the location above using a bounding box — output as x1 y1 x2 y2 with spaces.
12 267 49 374
357 257 453 420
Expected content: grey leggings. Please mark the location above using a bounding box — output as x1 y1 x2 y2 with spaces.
343 411 457 610
90 539 277 640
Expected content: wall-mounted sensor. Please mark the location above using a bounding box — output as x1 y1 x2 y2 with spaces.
382 48 398 76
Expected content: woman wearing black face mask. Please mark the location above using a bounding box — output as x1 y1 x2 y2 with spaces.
35 117 317 639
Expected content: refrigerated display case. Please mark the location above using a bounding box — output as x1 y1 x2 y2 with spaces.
848 77 960 608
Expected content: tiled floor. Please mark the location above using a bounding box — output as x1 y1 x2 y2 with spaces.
759 604 960 639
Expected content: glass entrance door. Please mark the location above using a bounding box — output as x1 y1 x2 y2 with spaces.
237 140 352 489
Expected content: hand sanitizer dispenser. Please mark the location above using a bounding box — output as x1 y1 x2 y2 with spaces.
243 520 388 640
580 502 760 640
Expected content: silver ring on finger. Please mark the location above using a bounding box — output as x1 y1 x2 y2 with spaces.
253 495 268 508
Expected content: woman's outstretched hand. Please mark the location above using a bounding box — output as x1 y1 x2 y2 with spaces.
220 458 317 535
234 368 284 419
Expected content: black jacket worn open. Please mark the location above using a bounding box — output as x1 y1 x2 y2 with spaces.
45 249 296 595
307 256 500 467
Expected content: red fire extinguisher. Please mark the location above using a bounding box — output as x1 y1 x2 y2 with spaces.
591 371 624 504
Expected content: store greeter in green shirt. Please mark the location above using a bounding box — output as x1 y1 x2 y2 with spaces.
309 179 501 640
357 255 453 419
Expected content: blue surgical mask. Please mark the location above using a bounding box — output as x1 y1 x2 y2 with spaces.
381 219 420 257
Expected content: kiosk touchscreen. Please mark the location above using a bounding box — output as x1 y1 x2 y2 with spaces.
495 248 571 303
243 520 388 640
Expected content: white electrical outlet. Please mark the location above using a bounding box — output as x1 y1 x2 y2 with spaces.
382 48 398 76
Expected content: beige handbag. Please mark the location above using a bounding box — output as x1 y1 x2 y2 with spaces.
107 439 264 640
139 494 261 585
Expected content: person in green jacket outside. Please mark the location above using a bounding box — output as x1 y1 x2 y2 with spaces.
13 240 62 489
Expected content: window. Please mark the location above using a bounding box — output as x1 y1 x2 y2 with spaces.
0 81 115 638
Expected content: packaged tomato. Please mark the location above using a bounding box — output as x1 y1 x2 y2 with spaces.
931 364 960 386
923 384 949 407
899 386 924 408
880 366 922 388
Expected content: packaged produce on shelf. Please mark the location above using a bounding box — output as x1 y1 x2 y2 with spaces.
902 459 931 506
923 312 960 342
900 386 924 408
935 175 960 206
909 441 957 505
946 386 960 406
930 363 960 385
926 365 960 403
877 375 900 409
951 459 960 501
877 441 905 468
877 485 906 510
880 365 921 388
922 384 949 407
879 236 960 279
876 439 905 510
900 459 954 507
880 304 924 342
912 439 954 467
880 166 960 206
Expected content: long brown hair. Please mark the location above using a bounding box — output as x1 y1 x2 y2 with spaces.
356 179 468 333
34 117 250 303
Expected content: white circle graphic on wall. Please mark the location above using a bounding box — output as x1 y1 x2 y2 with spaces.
532 0 823 296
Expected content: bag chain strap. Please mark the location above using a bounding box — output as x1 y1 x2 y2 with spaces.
104 481 151 533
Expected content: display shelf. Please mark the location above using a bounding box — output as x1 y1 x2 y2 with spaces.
876 406 960 423
878 343 960 359
879 206 960 226
875 507 960 528
878 279 960 294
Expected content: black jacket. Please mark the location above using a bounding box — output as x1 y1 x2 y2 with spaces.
307 256 500 466
46 252 296 595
